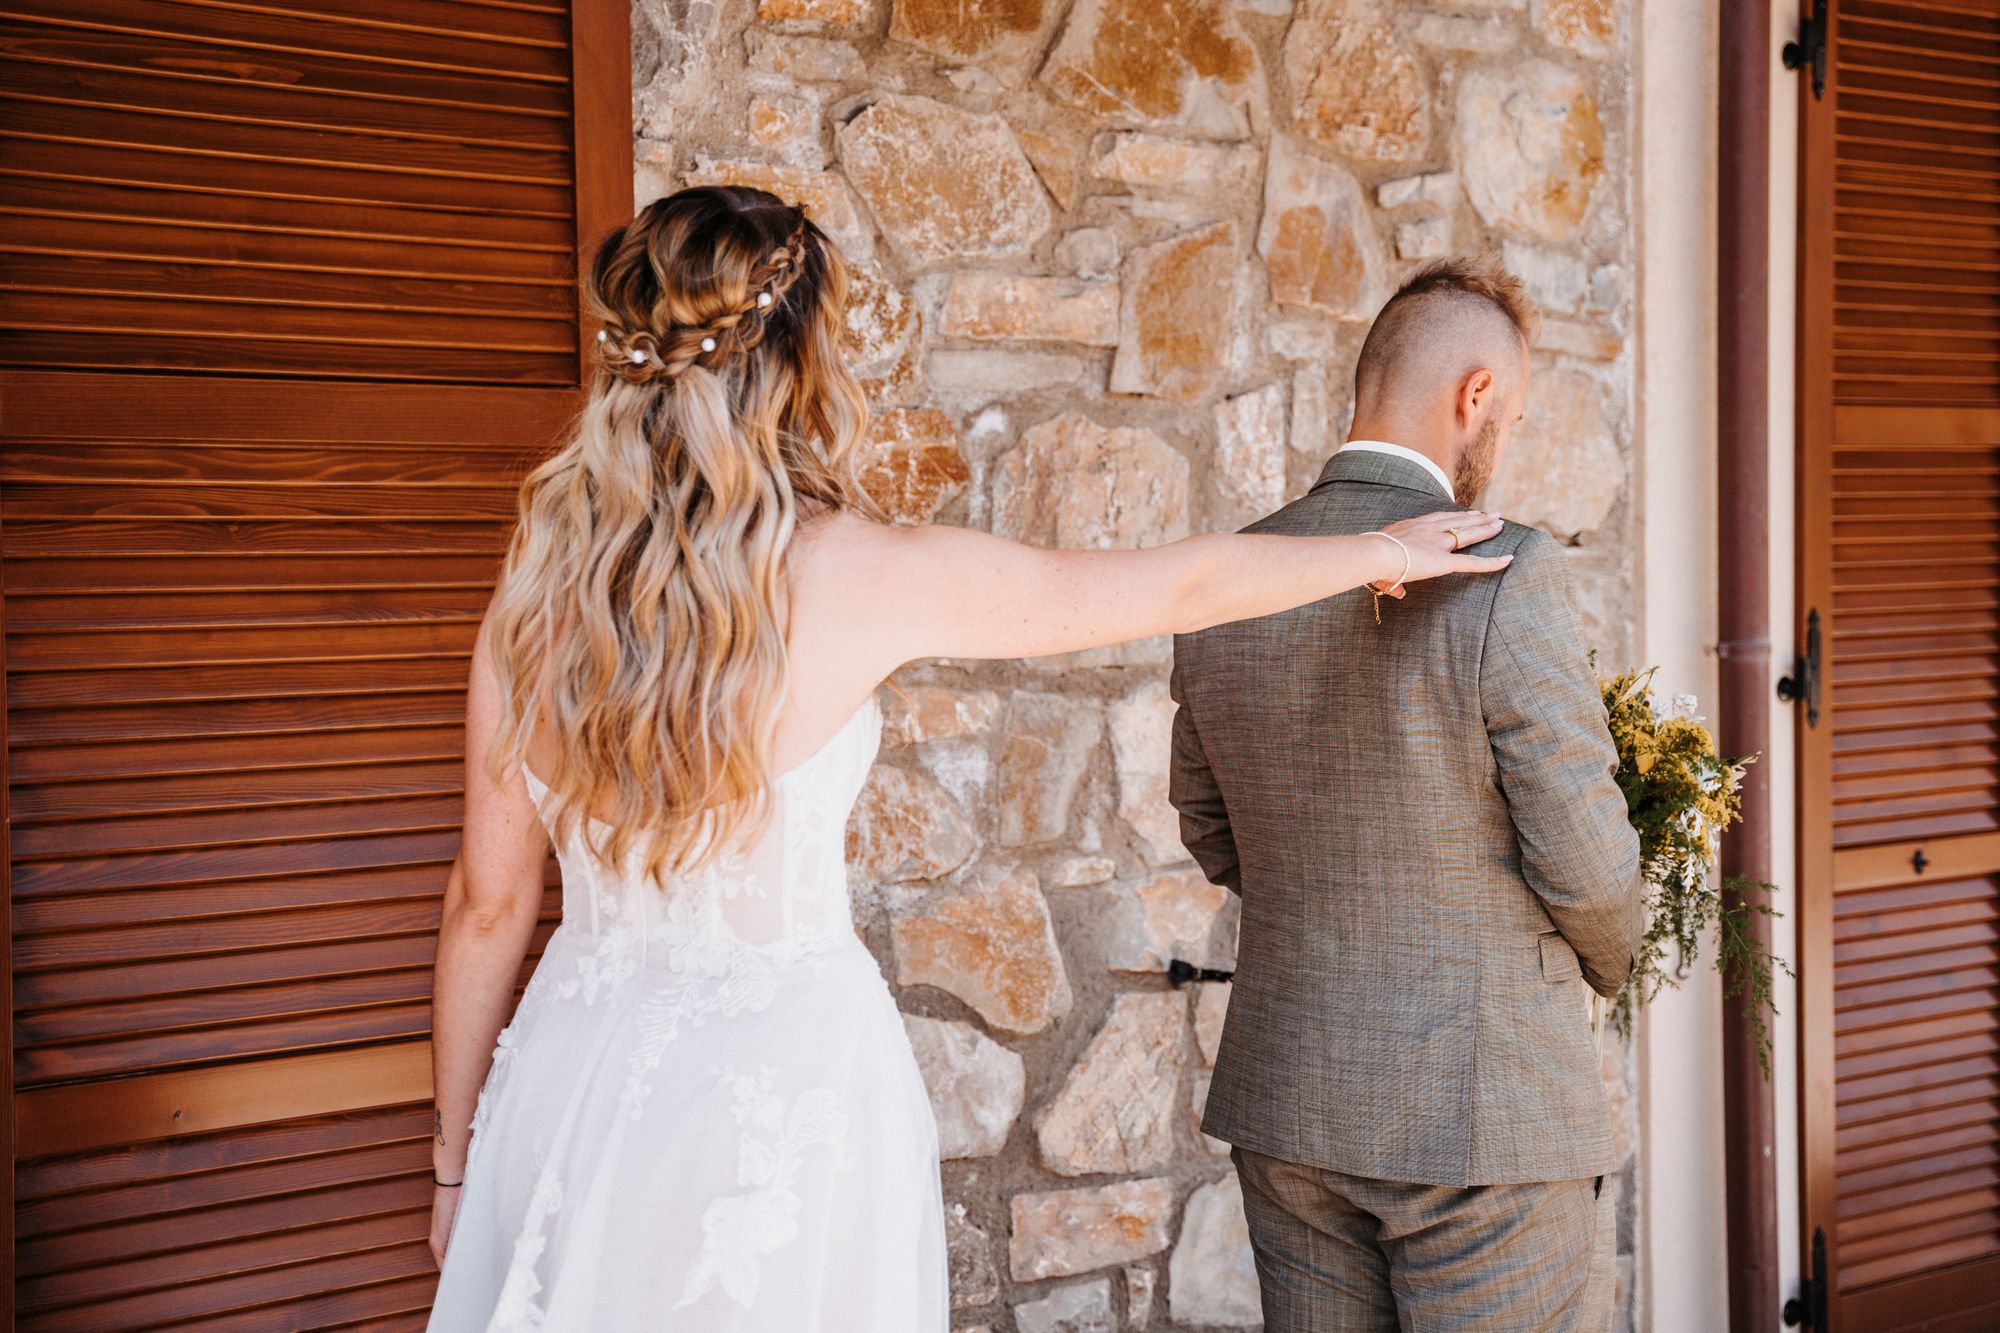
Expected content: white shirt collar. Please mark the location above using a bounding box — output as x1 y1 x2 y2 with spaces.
1336 439 1455 500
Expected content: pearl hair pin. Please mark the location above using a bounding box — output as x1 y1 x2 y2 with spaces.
757 291 773 308
700 336 717 352
629 349 646 364
596 328 607 342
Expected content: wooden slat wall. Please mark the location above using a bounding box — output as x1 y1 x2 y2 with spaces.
1830 410 2000 848
0 378 576 1329
0 0 581 385
1831 0 2000 406
0 0 630 1325
0 408 570 1090
15 1102 440 1331
1800 3 2000 1327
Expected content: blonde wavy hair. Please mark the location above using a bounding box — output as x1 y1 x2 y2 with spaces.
482 185 871 885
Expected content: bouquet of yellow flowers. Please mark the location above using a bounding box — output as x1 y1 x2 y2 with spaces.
1599 664 1790 1072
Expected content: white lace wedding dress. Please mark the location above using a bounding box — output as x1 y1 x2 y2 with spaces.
427 695 948 1330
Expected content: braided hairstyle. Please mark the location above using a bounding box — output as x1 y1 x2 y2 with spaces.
482 185 873 885
592 204 813 384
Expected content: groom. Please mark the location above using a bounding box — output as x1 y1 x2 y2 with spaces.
1168 257 1644 1331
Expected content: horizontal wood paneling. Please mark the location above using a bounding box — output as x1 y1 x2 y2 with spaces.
1808 7 2000 1322
2 0 629 1319
1831 2 2000 408
14 1097 438 1328
0 451 573 1072
0 0 583 383
1828 422 2000 849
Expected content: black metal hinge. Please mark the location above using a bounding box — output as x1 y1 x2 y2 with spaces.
1778 607 1822 728
1783 1227 1830 1328
1783 0 1830 99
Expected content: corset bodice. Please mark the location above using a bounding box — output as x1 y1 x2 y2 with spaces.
517 695 883 974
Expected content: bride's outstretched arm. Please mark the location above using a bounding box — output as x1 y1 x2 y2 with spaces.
835 508 1511 667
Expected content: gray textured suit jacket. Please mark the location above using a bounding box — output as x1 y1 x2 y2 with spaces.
1169 448 1645 1187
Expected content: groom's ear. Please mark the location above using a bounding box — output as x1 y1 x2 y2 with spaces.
1454 367 1498 433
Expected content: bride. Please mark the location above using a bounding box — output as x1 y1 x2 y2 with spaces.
424 184 1510 1331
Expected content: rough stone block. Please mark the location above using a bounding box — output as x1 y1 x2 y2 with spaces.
1036 990 1187 1174
1169 1173 1262 1324
1396 215 1451 260
1258 138 1382 319
1535 0 1617 58
1412 11 1519 51
848 763 980 882
880 685 1000 747
1481 365 1622 540
1099 869 1238 974
1125 1264 1158 1329
1089 132 1262 195
744 29 867 81
1041 0 1265 140
939 273 1120 346
991 413 1190 549
1109 680 1184 865
1016 1278 1114 1333
995 692 1100 848
1456 61 1605 242
926 348 1088 400
838 94 1053 264
757 0 877 23
1285 0 1429 163
891 865 1074 1034
1110 222 1239 404
1213 381 1289 526
889 0 1062 84
854 407 970 524
747 89 825 167
1194 982 1231 1066
1009 1177 1176 1280
904 1014 1026 1158
1056 227 1121 280
1376 168 1458 210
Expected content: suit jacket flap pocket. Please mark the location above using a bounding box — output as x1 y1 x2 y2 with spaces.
1539 932 1583 983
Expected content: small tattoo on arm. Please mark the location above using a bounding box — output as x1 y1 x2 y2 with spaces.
435 1108 446 1147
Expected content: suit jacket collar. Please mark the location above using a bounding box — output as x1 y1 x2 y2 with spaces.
1310 447 1459 502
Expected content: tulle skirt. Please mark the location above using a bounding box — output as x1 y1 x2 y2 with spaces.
427 928 949 1332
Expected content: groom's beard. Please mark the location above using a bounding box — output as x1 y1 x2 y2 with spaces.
1453 416 1501 508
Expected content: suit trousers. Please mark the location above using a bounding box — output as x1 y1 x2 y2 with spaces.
1232 1146 1617 1332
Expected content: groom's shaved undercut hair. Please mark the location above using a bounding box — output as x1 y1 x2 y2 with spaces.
1353 256 1537 410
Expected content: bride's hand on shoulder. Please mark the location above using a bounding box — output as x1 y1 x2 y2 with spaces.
1368 510 1512 601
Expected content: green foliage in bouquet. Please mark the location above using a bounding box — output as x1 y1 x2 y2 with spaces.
1599 665 1793 1074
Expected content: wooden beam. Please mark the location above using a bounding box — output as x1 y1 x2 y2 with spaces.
566 0 634 384
15 1042 433 1160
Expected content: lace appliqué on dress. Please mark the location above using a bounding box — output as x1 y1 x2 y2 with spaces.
617 948 779 1121
674 1066 852 1311
491 1157 565 1332
467 1022 524 1153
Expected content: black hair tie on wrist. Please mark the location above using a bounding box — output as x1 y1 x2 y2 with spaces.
434 1176 464 1188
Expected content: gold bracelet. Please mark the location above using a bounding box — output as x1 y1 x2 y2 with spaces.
1362 531 1411 624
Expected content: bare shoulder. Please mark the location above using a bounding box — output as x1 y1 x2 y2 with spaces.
789 508 906 593
785 508 957 691
791 509 994 590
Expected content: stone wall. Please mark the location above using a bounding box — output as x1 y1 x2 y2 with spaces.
630 0 1639 1327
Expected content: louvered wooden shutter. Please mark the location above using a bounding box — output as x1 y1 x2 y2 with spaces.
0 1 629 1325
1796 2 2000 1327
